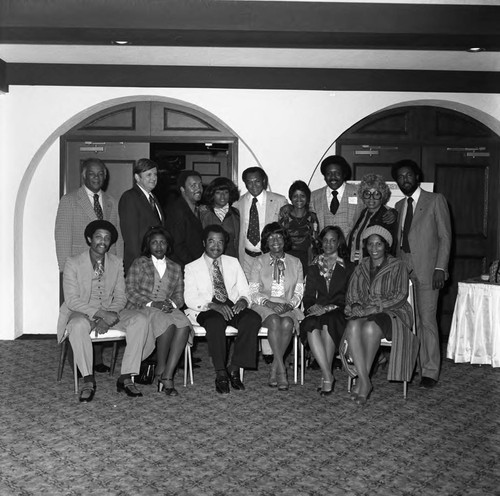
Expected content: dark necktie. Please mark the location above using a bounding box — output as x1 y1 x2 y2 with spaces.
402 197 413 253
247 197 260 246
93 194 103 220
330 190 339 215
212 259 228 303
149 194 161 222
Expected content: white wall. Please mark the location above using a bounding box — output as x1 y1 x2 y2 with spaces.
3 86 500 339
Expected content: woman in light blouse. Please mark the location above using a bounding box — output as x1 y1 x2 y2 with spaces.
126 226 192 397
249 222 304 391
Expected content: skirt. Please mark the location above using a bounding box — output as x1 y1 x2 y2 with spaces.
139 307 194 343
299 308 347 349
252 304 304 332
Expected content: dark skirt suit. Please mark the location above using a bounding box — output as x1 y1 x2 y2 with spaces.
300 259 353 349
125 256 193 357
344 255 418 382
199 205 240 259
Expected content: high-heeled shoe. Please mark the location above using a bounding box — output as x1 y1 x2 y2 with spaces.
320 379 335 396
157 377 178 397
277 371 289 391
316 377 324 392
268 365 278 388
355 386 373 406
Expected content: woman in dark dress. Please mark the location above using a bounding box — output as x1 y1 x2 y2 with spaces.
200 177 240 258
341 225 417 406
300 226 352 395
278 180 319 274
125 226 192 397
347 173 398 263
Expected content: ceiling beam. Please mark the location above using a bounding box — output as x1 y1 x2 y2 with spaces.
1 1 499 51
7 63 500 93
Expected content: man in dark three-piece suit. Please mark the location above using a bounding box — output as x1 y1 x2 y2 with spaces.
57 220 149 403
310 155 363 238
119 158 165 272
392 159 452 388
165 170 204 269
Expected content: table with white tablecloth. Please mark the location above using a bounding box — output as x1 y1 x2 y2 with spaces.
447 280 500 367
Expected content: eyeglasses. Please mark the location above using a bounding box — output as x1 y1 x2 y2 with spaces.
362 190 382 200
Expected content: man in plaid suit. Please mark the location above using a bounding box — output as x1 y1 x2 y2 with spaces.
55 158 123 372
310 155 363 238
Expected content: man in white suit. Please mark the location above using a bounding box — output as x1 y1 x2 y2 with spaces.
310 155 362 237
392 159 452 388
184 225 261 395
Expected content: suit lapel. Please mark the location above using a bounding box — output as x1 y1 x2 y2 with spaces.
77 187 96 221
412 191 431 227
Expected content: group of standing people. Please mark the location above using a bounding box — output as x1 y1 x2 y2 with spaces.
55 152 451 405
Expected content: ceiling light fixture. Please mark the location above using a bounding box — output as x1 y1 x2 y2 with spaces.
112 40 129 45
468 47 485 53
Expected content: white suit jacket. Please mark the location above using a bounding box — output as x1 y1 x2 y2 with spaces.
184 254 251 322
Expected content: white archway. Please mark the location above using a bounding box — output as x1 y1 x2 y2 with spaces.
13 95 264 335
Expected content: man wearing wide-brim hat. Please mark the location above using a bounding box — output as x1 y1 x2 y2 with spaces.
57 220 149 402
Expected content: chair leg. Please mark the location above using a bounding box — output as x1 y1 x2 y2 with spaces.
239 368 244 382
110 342 118 376
300 342 305 386
403 380 408 399
183 345 189 387
347 376 352 393
57 340 68 381
293 333 298 385
73 356 79 394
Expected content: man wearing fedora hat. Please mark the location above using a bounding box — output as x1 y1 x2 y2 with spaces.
57 220 150 402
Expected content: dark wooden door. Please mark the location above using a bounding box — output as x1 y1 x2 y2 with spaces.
337 105 500 337
423 146 499 331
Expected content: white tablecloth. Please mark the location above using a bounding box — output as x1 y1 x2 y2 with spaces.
447 281 500 367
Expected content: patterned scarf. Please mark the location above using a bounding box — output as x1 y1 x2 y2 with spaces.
269 255 286 284
214 204 229 222
315 254 344 287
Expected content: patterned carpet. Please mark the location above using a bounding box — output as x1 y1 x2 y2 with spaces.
0 338 498 496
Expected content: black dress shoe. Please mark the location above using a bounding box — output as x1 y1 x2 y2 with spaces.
94 363 111 373
79 383 96 403
262 354 274 365
419 377 438 389
116 379 143 397
215 375 230 395
229 371 245 391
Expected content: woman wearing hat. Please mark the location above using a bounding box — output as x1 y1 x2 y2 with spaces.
340 225 417 405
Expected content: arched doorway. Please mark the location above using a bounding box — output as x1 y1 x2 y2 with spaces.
337 105 500 335
61 100 239 208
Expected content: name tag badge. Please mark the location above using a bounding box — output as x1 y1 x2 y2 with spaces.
348 196 358 204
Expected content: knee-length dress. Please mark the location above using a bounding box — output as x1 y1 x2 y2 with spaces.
300 257 353 348
248 253 304 331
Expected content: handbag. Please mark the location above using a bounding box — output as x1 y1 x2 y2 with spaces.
489 260 500 283
136 359 156 384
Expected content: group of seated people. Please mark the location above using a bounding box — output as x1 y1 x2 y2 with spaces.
59 164 419 406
